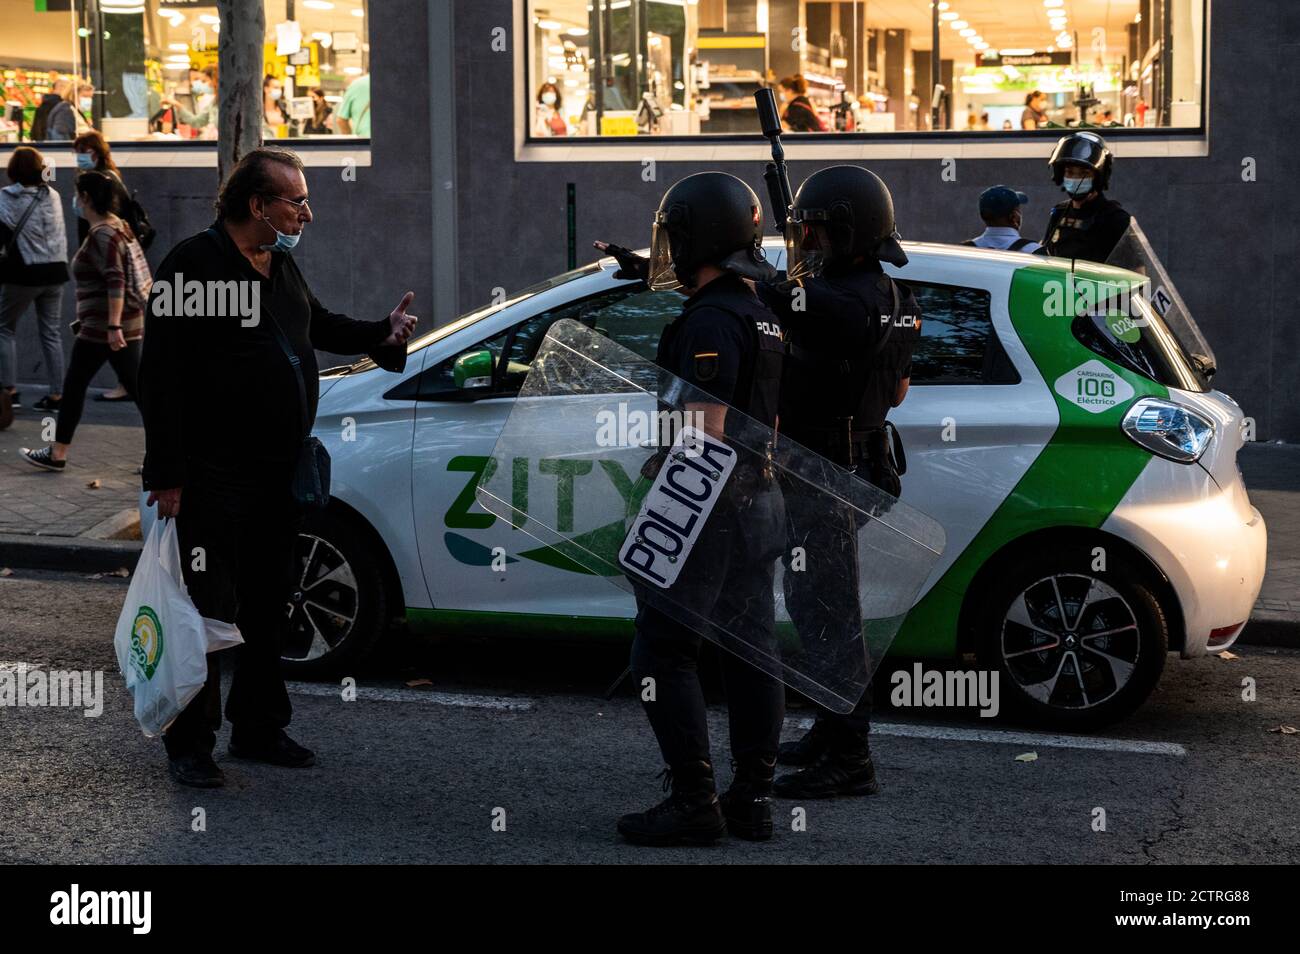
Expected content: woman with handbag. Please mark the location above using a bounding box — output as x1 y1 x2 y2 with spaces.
0 146 69 412
20 171 148 472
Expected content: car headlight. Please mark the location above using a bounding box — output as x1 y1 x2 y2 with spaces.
1121 397 1214 463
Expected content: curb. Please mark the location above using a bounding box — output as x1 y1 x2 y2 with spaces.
0 533 141 575
1 533 1298 649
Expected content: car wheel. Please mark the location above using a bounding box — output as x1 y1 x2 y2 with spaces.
975 546 1168 729
281 507 391 680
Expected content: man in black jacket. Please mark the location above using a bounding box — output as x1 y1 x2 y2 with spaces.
139 147 416 788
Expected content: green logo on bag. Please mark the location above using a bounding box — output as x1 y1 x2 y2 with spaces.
130 605 164 681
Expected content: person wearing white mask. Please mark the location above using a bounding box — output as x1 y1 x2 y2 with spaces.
1041 131 1131 263
262 75 286 137
533 82 568 137
45 81 94 140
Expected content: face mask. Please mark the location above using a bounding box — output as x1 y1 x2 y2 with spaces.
268 88 282 101
541 92 556 105
258 212 301 253
1064 176 1093 197
193 80 211 95
75 152 95 170
79 97 92 112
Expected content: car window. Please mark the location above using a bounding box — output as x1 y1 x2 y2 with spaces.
1072 291 1208 393
905 281 1019 385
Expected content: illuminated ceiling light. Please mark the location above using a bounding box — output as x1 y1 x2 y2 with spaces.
960 28 976 37
302 0 334 9
950 20 968 29
198 13 219 24
566 26 588 36
1000 48 1035 55
351 8 364 18
1044 0 1064 6
167 42 188 51
537 18 564 30
937 1 950 8
940 11 959 20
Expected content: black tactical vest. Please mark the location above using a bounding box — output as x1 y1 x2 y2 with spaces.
657 277 784 430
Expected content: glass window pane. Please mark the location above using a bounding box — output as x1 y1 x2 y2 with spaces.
525 0 1205 138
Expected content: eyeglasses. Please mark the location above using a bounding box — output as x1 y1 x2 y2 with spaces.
264 194 311 213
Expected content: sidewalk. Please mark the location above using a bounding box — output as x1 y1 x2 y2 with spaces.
1 393 1297 645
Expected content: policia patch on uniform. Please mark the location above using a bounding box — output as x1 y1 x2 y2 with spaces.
694 352 719 381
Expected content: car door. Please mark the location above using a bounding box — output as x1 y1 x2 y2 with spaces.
886 265 1057 591
410 279 682 624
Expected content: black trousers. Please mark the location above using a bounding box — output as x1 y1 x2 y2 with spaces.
55 337 140 445
629 485 786 769
781 477 874 743
163 461 300 759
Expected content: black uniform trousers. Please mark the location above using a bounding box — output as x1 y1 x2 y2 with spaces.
630 481 786 769
781 475 874 744
162 459 300 759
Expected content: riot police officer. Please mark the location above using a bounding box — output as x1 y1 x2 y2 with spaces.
1042 131 1132 263
755 165 922 799
598 171 787 846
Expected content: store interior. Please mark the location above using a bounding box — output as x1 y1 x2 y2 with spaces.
1 0 370 143
527 0 1204 137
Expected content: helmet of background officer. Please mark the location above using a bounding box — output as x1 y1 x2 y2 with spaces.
785 164 907 280
647 171 775 292
1048 131 1113 199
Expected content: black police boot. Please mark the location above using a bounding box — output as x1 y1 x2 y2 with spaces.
777 720 834 767
773 737 880 799
617 761 726 847
719 758 776 841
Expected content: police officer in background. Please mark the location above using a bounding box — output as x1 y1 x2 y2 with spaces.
595 171 787 846
1042 131 1131 263
755 165 922 799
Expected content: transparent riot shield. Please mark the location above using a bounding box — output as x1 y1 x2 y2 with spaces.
1106 218 1217 375
474 319 946 713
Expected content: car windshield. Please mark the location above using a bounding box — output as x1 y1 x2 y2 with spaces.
337 263 607 374
1072 281 1210 393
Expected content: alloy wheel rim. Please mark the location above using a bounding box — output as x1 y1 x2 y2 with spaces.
283 533 359 662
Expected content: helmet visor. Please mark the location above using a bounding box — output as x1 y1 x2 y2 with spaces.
648 220 681 291
783 219 832 281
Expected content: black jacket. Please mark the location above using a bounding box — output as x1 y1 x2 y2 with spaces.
1043 192 1131 263
138 222 405 489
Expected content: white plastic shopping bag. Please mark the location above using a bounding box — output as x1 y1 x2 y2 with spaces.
114 519 211 737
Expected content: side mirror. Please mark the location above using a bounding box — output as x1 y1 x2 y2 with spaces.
453 349 495 389
1190 352 1217 380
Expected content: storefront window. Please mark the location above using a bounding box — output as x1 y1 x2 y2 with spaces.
525 0 1206 138
0 0 370 144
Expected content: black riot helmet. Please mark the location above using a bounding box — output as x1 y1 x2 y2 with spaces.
785 165 907 279
648 172 775 291
1048 131 1114 192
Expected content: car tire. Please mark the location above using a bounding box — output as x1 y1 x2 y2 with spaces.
281 506 391 680
974 544 1168 729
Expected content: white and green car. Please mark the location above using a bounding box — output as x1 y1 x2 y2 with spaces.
143 236 1267 727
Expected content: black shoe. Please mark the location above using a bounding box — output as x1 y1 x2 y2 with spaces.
228 729 316 768
33 395 60 411
617 762 726 847
773 748 880 800
168 752 225 788
19 446 65 472
777 720 833 767
719 758 776 841
95 390 132 402
7 391 19 408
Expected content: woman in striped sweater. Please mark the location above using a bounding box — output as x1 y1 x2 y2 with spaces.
21 171 149 472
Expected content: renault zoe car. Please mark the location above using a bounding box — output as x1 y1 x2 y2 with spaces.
143 238 1267 727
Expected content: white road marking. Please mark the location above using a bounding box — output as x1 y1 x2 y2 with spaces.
786 716 1186 757
287 681 534 712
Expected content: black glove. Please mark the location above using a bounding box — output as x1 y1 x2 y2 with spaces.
600 242 650 283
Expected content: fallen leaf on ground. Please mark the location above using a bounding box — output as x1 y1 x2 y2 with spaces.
0 568 12 577
1217 651 1239 660
1268 725 1298 735
109 567 130 578
405 678 434 688
1014 752 1038 763
86 479 101 489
